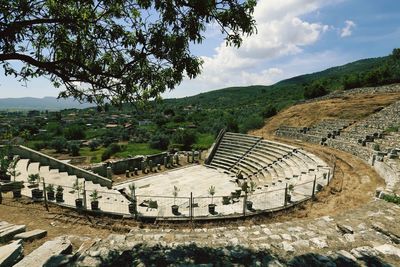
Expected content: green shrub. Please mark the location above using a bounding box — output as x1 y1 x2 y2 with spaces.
68 141 81 156
64 124 86 140
240 115 264 133
51 137 67 153
386 125 399 132
262 105 277 118
168 143 184 151
172 129 197 150
149 133 170 150
101 143 121 161
33 141 48 151
382 194 400 205
373 144 380 151
304 82 328 99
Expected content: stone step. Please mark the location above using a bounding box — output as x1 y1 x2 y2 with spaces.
14 236 72 267
13 229 47 242
0 223 13 232
0 225 26 243
0 240 23 267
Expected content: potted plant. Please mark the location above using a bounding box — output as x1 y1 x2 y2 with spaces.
171 186 180 215
46 184 55 201
7 158 20 182
90 189 100 210
12 181 23 199
222 196 230 205
0 150 11 181
29 174 43 200
208 185 216 214
286 184 294 203
56 185 64 202
244 181 256 210
73 179 84 209
128 183 137 215
27 173 40 188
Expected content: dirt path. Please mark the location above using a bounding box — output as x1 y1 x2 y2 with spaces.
0 198 119 254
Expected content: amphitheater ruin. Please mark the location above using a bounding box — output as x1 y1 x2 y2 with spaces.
1 84 400 266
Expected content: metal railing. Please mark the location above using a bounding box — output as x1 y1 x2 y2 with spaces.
0 168 332 221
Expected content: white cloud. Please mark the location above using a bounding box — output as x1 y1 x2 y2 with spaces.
166 0 336 98
340 20 356 37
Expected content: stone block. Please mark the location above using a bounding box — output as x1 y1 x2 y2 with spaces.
13 229 47 242
0 240 23 267
0 225 26 243
374 244 400 258
14 236 72 267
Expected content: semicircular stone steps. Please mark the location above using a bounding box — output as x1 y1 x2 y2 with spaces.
209 132 330 193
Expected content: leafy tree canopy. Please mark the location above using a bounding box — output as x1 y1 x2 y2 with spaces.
0 0 256 105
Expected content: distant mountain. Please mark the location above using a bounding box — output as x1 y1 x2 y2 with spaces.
161 56 390 110
0 97 95 110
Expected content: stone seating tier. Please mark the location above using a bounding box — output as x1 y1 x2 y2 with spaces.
209 132 330 189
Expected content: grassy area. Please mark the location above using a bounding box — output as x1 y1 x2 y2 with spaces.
80 147 107 163
81 143 161 163
85 128 108 139
193 133 215 150
24 140 44 150
115 143 162 158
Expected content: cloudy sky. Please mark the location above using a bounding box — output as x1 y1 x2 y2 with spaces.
1 0 400 99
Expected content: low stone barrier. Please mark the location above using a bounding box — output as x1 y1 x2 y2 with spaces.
9 145 112 188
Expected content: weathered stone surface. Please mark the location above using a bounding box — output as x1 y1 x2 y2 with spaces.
0 240 23 267
374 244 400 258
0 225 26 243
371 222 400 244
335 250 357 262
281 241 295 253
337 224 354 234
0 223 12 232
14 236 72 267
310 237 328 249
350 246 378 259
13 229 47 242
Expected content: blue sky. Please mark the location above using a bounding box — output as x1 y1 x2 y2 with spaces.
1 0 400 99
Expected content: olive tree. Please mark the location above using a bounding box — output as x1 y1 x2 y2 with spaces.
0 0 256 105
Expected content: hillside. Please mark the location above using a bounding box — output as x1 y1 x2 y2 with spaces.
164 55 390 109
0 53 392 112
251 84 400 137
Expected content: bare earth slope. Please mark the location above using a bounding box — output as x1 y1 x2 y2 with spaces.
254 91 400 136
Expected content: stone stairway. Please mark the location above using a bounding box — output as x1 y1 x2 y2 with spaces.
0 221 47 267
14 158 130 216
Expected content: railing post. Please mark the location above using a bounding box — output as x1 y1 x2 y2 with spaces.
42 179 49 212
327 169 331 185
284 183 288 206
0 184 2 204
312 175 317 200
83 181 87 210
190 192 193 221
243 192 247 216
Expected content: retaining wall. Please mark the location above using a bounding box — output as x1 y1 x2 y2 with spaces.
10 145 112 188
91 152 168 177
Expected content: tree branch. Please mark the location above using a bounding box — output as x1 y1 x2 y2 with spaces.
0 18 73 39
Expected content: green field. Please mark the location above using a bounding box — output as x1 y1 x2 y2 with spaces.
80 143 162 163
115 143 162 158
80 147 108 163
193 133 215 150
